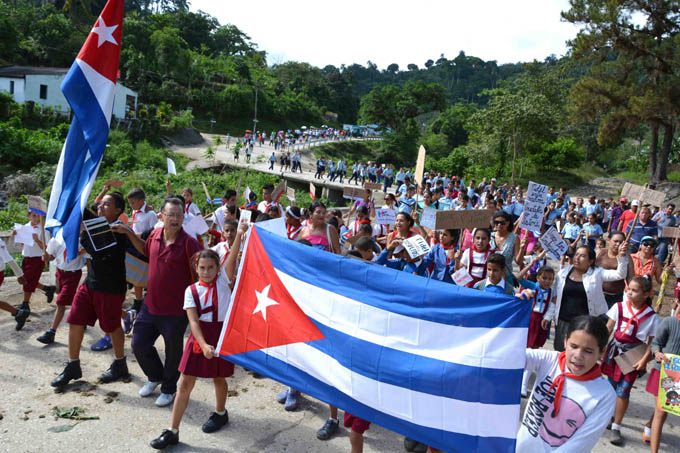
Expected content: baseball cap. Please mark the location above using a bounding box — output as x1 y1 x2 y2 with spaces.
619 197 627 203
631 199 640 207
641 236 658 246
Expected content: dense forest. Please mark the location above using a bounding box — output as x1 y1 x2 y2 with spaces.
1 0 679 185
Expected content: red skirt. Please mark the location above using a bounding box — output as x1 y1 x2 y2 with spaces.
646 368 660 396
527 311 548 348
0 271 4 287
601 348 640 384
56 269 82 306
21 256 44 292
179 321 234 378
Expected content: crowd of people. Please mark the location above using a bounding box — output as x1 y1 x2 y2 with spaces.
1 171 679 453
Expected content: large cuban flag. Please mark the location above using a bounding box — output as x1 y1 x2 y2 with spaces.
217 225 531 452
46 0 124 260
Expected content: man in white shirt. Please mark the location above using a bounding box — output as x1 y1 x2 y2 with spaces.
257 183 284 217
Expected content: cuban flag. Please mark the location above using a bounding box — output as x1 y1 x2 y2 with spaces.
217 225 530 452
46 0 124 260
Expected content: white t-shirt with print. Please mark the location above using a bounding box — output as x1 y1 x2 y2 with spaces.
183 273 230 322
516 349 615 453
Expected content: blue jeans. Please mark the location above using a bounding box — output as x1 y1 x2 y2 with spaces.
657 238 670 263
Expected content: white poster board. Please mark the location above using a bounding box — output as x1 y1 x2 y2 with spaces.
398 235 431 259
520 181 548 232
539 226 569 262
167 157 177 175
452 268 474 287
420 207 437 230
375 209 396 225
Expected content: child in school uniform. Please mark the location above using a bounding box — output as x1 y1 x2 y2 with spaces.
37 238 89 344
560 211 582 267
12 209 56 311
454 229 498 288
582 213 604 250
601 276 659 446
181 188 201 216
150 223 248 450
0 238 30 330
472 253 516 295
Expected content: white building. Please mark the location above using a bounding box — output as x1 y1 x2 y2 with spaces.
0 65 138 120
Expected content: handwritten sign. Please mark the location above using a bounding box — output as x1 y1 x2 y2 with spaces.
658 353 680 416
125 253 148 288
343 186 364 201
520 181 548 232
452 267 474 287
287 187 296 205
539 226 569 262
27 195 47 216
272 180 286 202
414 145 426 186
662 227 680 238
400 235 430 259
363 182 381 190
375 209 396 225
621 182 665 207
420 207 437 230
13 223 35 247
434 209 493 230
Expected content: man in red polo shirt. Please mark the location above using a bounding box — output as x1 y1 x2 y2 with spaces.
119 196 201 407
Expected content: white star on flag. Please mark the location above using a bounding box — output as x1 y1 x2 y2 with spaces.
91 17 118 48
253 284 279 321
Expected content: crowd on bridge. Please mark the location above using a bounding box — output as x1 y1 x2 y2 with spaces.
1 168 680 453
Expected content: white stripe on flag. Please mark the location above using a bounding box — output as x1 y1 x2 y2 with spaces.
46 140 68 228
263 342 520 439
276 270 526 370
76 58 115 125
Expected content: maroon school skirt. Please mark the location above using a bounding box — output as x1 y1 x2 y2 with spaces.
527 311 549 348
179 321 234 378
56 269 82 306
646 368 660 396
21 256 44 292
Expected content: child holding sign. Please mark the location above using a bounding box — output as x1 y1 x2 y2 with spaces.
601 276 659 446
454 229 497 288
12 209 55 311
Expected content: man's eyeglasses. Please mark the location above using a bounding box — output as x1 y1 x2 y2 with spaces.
162 212 183 219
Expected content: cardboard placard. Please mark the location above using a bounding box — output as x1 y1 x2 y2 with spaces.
363 182 381 190
539 226 569 262
414 145 426 186
614 343 648 375
452 268 474 287
272 180 286 202
343 186 364 201
375 209 397 225
658 353 680 416
287 187 296 203
434 209 493 230
420 207 437 230
27 195 47 216
662 227 680 238
621 182 665 207
372 191 386 207
125 252 148 288
520 181 548 232
104 179 124 189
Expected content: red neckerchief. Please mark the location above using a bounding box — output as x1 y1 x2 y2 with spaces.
185 203 191 214
219 243 230 266
622 300 649 335
287 223 302 240
198 278 218 309
548 351 602 416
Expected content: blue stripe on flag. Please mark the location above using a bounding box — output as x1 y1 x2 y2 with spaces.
224 349 516 453
256 227 530 329
308 322 522 405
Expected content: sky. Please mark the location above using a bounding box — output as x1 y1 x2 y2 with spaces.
190 0 581 69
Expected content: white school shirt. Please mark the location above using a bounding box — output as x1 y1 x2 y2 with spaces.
212 205 228 231
257 200 284 216
183 273 230 322
130 202 158 234
606 302 659 342
20 223 50 257
185 201 201 217
517 349 615 453
210 241 231 282
0 238 14 269
459 248 489 279
46 238 88 272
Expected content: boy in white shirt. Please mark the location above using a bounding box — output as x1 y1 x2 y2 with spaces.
37 238 88 344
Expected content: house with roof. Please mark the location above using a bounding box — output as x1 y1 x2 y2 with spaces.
0 65 138 119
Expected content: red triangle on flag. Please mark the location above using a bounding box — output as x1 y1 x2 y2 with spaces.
218 228 325 356
77 0 124 83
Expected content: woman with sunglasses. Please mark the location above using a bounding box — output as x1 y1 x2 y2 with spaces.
490 212 522 278
630 236 663 287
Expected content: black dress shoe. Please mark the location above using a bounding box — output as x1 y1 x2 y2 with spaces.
202 411 229 433
44 285 57 303
150 429 179 449
19 302 30 311
99 358 129 383
37 330 56 344
14 309 30 331
51 361 82 387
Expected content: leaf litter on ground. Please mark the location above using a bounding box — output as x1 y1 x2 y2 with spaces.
51 406 99 421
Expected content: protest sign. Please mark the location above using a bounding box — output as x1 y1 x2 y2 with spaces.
185 214 209 236
621 182 665 207
539 226 569 262
363 182 381 191
343 186 364 201
399 235 430 259
239 209 252 226
309 182 317 200
166 157 177 175
375 209 396 225
658 354 680 416
13 223 35 247
83 217 117 251
434 209 493 230
520 181 548 232
104 179 124 189
452 268 474 287
287 187 296 206
414 145 426 185
662 227 680 238
125 253 148 288
272 180 286 202
27 195 47 216
420 207 437 230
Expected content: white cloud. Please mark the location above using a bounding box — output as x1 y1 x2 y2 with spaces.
190 0 579 69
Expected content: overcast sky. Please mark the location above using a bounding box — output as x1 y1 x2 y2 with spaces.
190 0 581 69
